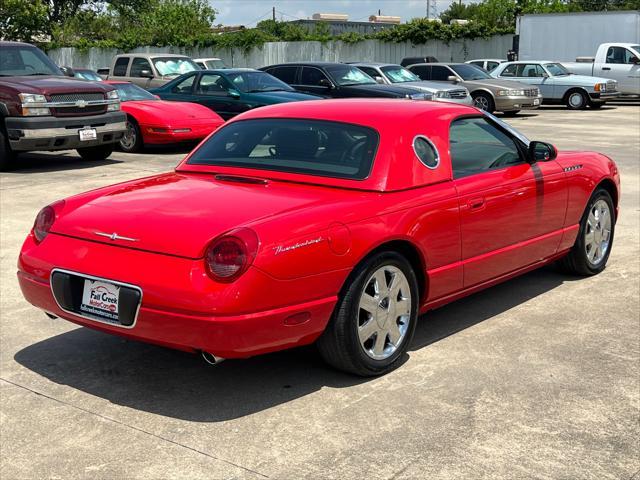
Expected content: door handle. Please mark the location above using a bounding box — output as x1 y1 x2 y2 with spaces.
468 197 485 210
602 67 611 71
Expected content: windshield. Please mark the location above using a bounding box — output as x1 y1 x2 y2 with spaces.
187 119 378 180
153 57 199 76
380 66 420 83
113 83 158 101
483 111 530 145
226 71 293 93
75 70 103 81
450 64 492 80
326 65 376 86
0 45 61 76
544 63 570 76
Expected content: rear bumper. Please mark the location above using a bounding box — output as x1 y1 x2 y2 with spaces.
5 111 126 151
18 270 336 358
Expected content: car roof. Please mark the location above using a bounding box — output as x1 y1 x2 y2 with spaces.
203 68 258 74
0 41 34 47
263 62 347 68
115 53 191 59
350 62 398 68
194 57 222 61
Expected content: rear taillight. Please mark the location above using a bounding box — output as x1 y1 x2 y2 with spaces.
204 228 259 282
33 200 65 244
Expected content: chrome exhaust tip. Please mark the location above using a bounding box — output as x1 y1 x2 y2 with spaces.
201 351 225 366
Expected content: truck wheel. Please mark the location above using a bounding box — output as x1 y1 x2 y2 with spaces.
317 251 419 376
0 128 16 171
77 144 114 161
472 92 495 112
119 117 143 153
557 188 614 276
565 90 588 110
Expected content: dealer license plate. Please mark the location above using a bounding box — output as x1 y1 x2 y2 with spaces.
80 279 120 322
79 128 97 141
533 99 540 106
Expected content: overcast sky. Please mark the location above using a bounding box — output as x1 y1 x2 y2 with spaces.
212 0 463 26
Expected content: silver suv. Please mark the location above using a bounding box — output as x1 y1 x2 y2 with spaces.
106 53 201 89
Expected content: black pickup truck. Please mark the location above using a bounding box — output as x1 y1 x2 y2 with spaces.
0 41 126 170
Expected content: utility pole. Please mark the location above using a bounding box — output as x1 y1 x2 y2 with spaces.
426 0 437 19
272 6 276 21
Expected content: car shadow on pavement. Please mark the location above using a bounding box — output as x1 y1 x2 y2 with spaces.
14 266 578 422
9 152 122 173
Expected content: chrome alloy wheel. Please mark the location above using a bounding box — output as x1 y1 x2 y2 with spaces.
473 95 490 110
120 121 137 151
357 265 412 360
585 199 612 266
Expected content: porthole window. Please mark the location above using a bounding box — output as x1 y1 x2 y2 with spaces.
413 135 439 169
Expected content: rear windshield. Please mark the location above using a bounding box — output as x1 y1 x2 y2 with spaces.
187 119 379 180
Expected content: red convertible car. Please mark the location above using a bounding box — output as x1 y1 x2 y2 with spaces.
18 99 619 376
105 81 224 152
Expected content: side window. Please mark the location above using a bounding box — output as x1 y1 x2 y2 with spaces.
449 117 523 179
113 57 130 76
606 46 635 64
413 136 439 169
431 66 452 81
500 64 518 77
521 64 544 77
300 67 329 86
486 61 499 71
171 74 196 93
357 66 378 78
267 66 297 84
469 61 483 68
409 65 430 80
197 73 227 94
130 57 152 77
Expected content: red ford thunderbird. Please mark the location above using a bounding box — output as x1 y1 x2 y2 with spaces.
105 81 224 153
17 99 619 376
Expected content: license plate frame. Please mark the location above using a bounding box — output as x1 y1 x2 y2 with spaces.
79 128 97 141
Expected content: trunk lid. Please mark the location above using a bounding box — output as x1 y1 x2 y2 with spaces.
52 173 349 258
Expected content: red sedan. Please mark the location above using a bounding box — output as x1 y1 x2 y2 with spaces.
18 99 619 376
105 81 224 152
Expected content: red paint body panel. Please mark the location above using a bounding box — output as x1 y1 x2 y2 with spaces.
17 100 620 359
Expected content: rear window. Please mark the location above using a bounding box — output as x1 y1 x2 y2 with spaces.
187 119 379 180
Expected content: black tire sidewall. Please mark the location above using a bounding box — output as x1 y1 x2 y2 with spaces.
0 127 16 170
574 189 615 274
341 252 419 375
473 92 495 113
120 118 142 153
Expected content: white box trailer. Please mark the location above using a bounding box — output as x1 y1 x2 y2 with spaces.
516 10 640 61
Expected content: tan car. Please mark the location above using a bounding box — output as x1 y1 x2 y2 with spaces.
407 62 543 116
106 53 201 89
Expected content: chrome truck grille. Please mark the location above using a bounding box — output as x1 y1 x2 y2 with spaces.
49 93 106 103
49 92 108 117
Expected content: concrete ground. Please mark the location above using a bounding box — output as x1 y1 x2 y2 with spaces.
1 104 638 480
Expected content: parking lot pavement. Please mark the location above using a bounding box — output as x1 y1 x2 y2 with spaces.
1 104 638 479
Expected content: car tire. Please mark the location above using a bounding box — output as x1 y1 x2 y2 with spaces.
119 117 143 153
502 110 520 117
317 251 419 376
565 90 588 110
0 127 16 171
472 92 495 112
77 144 114 161
558 188 615 276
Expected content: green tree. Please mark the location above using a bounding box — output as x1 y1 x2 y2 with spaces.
0 0 49 42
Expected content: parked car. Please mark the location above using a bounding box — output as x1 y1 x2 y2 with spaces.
105 53 201 89
400 56 438 67
350 62 472 105
260 62 432 100
104 81 224 152
60 67 104 82
18 99 620 376
0 41 126 170
150 68 320 120
194 57 228 70
407 62 542 115
563 43 640 96
491 61 620 109
465 59 507 72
